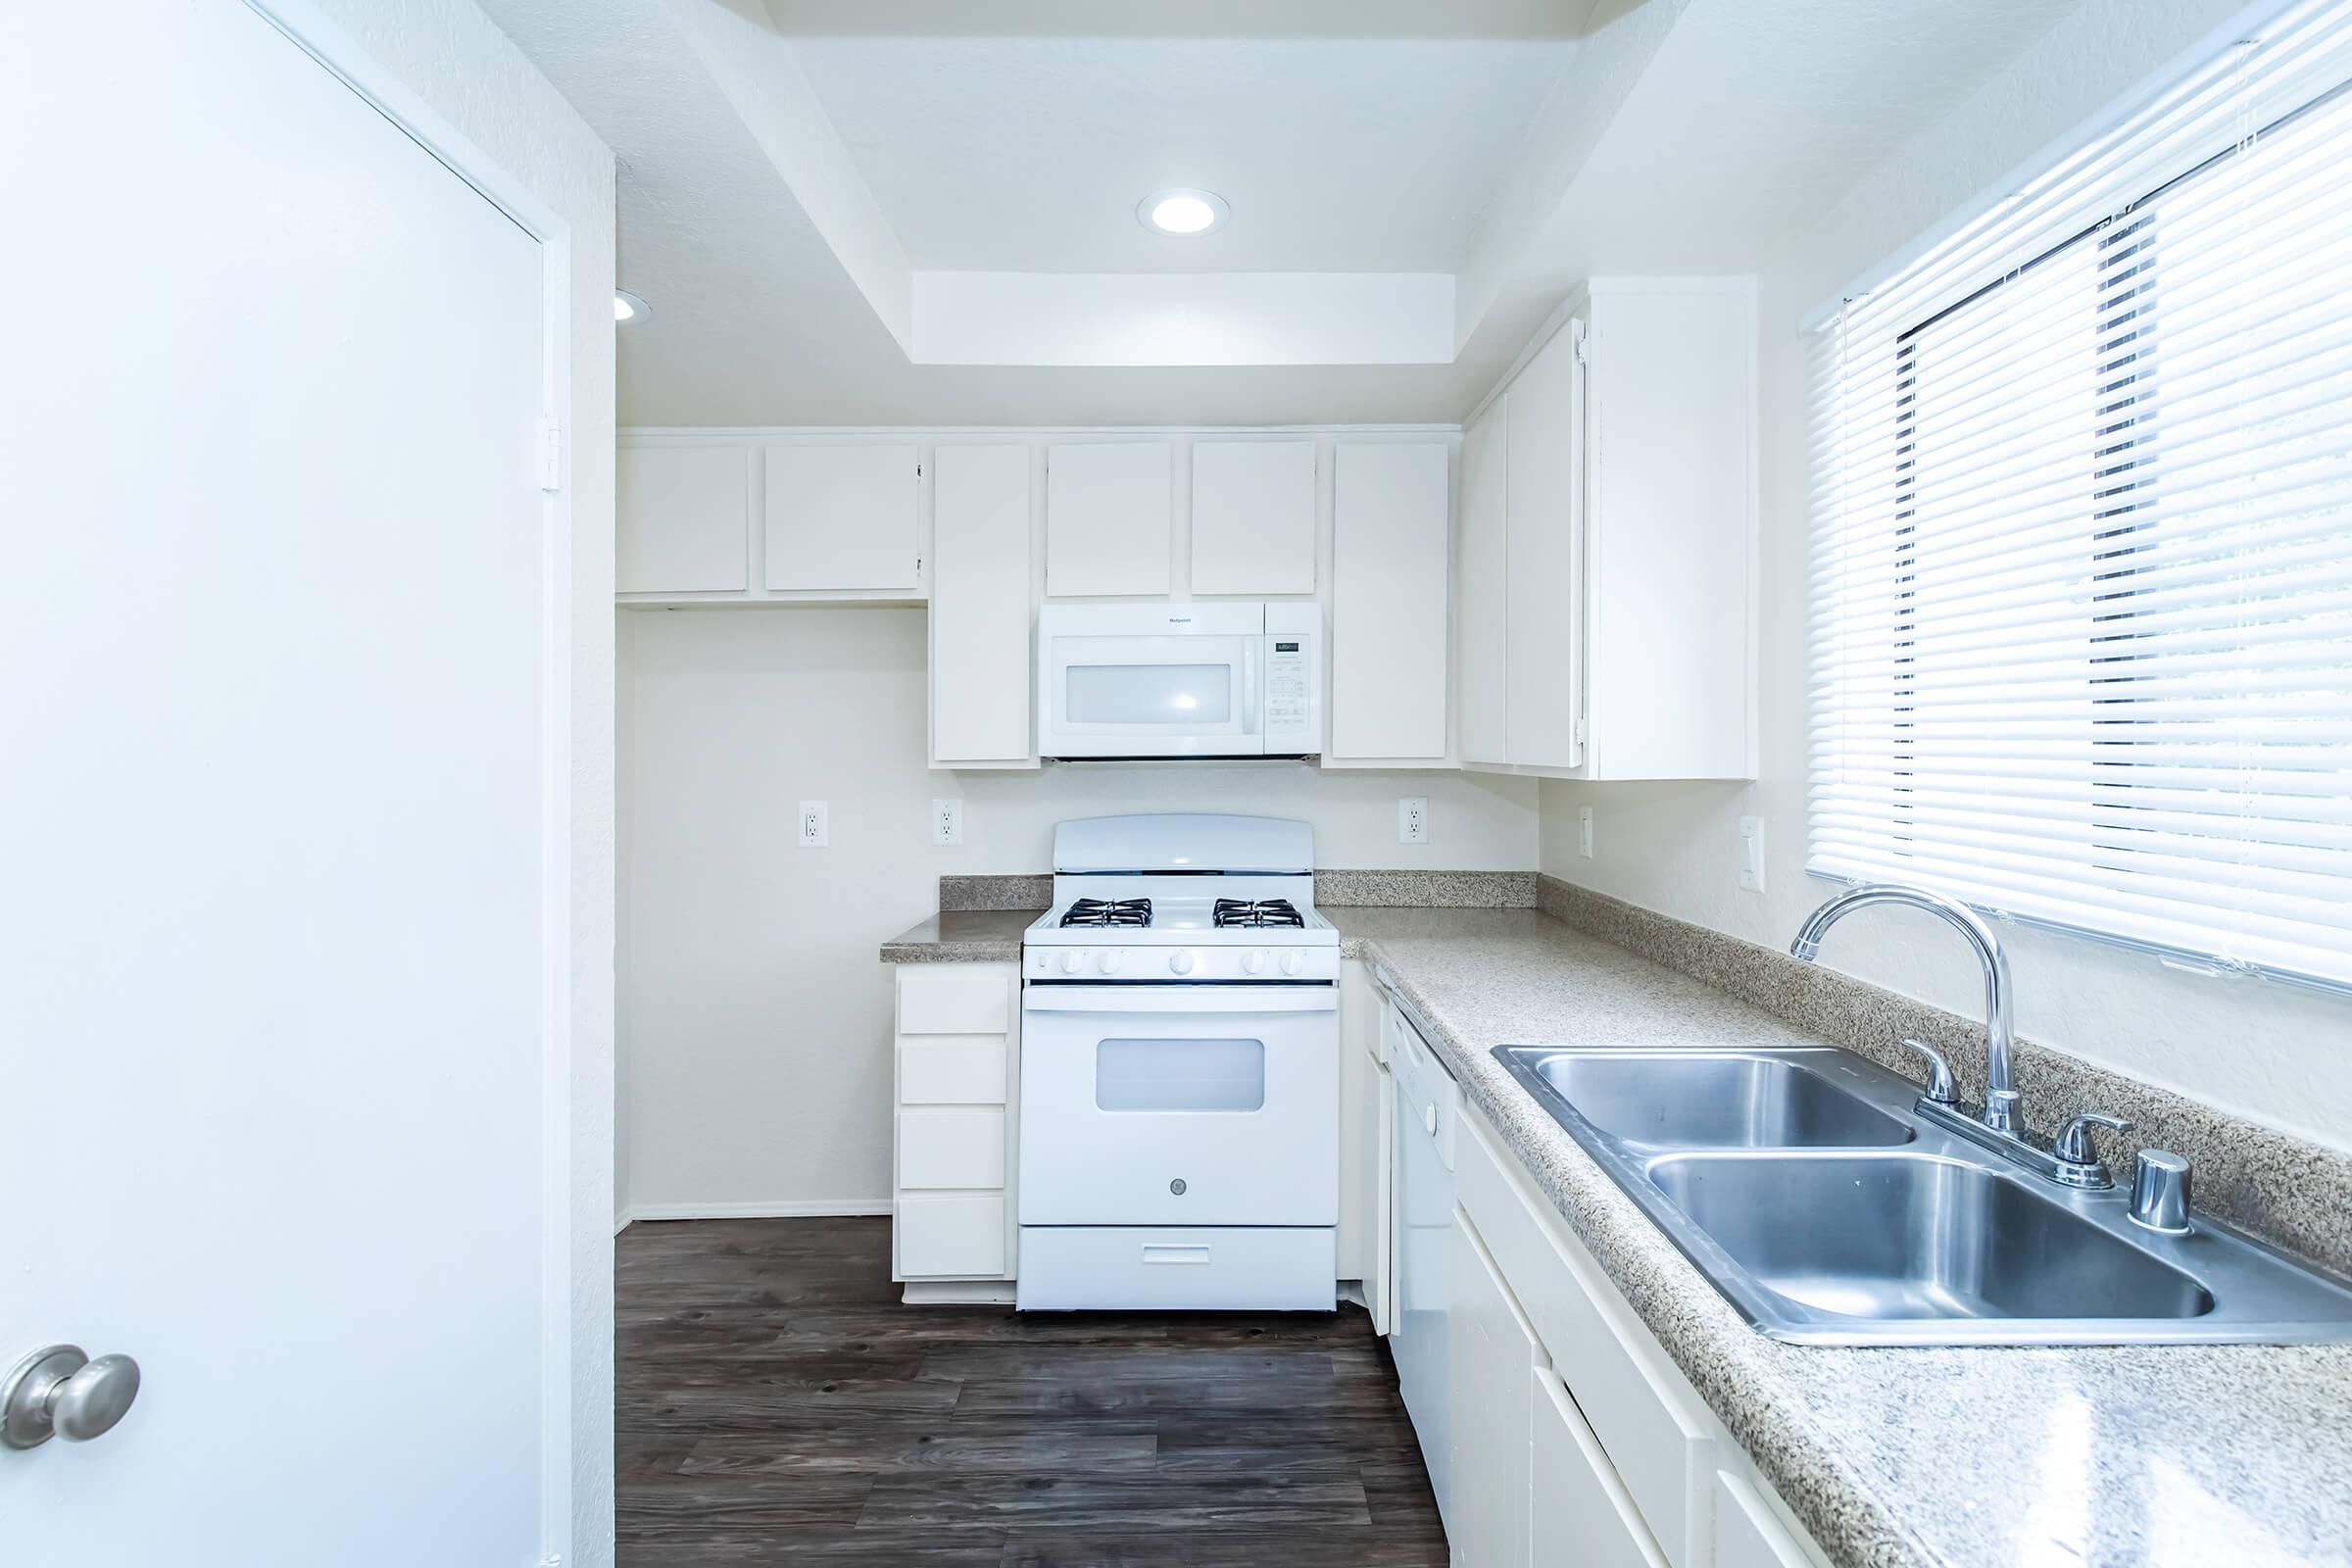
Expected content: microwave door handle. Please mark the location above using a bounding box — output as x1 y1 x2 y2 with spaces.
1241 638 1261 738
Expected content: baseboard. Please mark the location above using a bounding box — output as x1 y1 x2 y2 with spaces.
615 1199 894 1233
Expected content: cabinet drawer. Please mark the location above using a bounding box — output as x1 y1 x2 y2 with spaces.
899 1106 1005 1189
899 967 1010 1034
1457 1109 1712 1568
900 1035 1009 1104
897 1192 1006 1278
1535 1366 1670 1568
1712 1470 1820 1568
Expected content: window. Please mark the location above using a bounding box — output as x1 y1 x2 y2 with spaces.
1811 0 2352 988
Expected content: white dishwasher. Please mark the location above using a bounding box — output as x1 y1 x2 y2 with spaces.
1386 998 1462 1534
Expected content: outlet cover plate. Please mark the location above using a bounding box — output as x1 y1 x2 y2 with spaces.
799 800 829 848
933 798 963 846
1398 797 1429 845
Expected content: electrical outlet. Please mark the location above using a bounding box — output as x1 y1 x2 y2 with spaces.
798 800 828 848
1398 797 1429 845
932 798 962 846
1578 806 1594 859
1739 814 1766 892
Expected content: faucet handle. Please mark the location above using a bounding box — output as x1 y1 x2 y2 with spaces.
1898 1039 1958 1104
2053 1112 2132 1168
2130 1150 2192 1234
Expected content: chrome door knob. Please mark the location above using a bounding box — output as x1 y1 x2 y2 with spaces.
4 1345 141 1449
1169 951 1196 975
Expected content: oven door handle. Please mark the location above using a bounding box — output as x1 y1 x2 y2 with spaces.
1022 984 1337 1014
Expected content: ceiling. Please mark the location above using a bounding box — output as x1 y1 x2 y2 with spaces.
477 0 2092 426
794 36 1577 274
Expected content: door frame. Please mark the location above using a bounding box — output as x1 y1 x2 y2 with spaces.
235 3 583 1561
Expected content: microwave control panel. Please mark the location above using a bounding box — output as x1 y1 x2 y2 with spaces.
1261 607 1322 754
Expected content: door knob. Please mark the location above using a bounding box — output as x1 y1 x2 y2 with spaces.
3 1345 142 1449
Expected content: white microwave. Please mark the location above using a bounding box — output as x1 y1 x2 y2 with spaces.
1037 602 1322 760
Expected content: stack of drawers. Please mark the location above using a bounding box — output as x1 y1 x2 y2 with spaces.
893 964 1018 1283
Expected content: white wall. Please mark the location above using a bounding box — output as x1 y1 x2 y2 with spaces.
306 2 618 1560
1539 0 2352 1156
620 607 1536 1214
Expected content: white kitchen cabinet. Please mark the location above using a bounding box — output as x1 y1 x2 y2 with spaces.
893 964 1019 1295
1711 1470 1819 1568
1533 1366 1671 1568
764 441 922 593
1046 441 1172 596
617 441 752 594
1191 439 1316 596
1456 399 1509 766
1458 278 1757 780
1502 317 1586 770
1449 1211 1542 1568
930 443 1035 766
1329 441 1449 761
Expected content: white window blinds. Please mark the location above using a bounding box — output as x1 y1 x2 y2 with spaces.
1810 0 2352 988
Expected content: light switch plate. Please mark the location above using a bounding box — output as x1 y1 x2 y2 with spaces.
1739 814 1765 892
1398 797 1428 845
932 798 962 846
799 800 829 848
1578 806 1594 859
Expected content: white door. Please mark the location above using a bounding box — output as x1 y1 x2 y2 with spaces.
1 7 561 1565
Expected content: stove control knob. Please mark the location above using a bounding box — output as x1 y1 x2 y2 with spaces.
1169 950 1196 976
1060 951 1086 975
1243 951 1267 975
1096 951 1122 974
1280 951 1304 977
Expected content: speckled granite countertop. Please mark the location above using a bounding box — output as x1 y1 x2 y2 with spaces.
878 907 1038 962
881 904 2352 1568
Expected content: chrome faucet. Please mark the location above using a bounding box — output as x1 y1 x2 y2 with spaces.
1790 882 2019 1136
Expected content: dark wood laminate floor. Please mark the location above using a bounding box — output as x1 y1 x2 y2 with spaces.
618 1216 1447 1567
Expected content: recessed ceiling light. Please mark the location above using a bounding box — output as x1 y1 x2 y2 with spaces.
1138 188 1229 237
614 289 652 323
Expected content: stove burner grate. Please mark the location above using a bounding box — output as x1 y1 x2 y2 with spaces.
1061 897 1152 928
1212 898 1305 929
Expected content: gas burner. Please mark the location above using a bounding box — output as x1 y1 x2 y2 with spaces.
1061 897 1152 928
1213 897 1305 929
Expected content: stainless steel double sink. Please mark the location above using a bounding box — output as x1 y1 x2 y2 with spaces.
1494 1044 2352 1346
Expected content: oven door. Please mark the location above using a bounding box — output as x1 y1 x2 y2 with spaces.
1018 985 1337 1227
1038 607 1264 758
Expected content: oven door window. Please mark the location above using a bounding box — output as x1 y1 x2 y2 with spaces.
1065 662 1233 726
1096 1039 1265 1112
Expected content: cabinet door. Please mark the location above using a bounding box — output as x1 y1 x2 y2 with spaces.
1711 1470 1818 1568
931 443 1034 764
1191 439 1316 595
1449 1211 1540 1568
1533 1367 1670 1568
763 442 920 592
1330 442 1448 760
1503 319 1585 768
617 443 750 593
1046 441 1171 596
1456 398 1508 764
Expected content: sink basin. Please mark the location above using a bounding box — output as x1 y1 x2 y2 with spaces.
1646 1152 2214 1321
1517 1050 1911 1150
1494 1041 2352 1344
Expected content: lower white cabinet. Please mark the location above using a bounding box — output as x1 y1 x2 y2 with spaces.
1373 1077 1831 1568
893 964 1019 1291
1448 1212 1542 1568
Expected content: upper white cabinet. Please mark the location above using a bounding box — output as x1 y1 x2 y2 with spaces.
617 442 751 594
1456 401 1508 766
1191 440 1316 596
930 444 1035 767
1458 277 1757 780
1330 442 1449 762
1046 441 1172 597
764 442 922 594
1502 318 1587 770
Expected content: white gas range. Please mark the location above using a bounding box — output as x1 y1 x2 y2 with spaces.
1015 813 1341 1312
